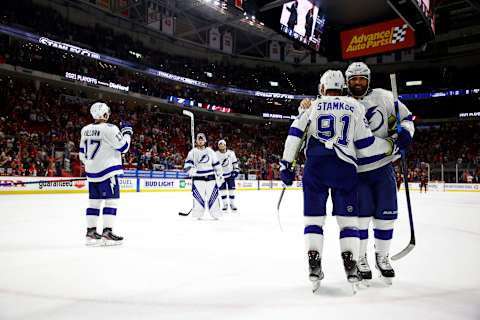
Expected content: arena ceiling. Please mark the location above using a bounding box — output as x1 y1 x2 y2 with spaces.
76 0 480 61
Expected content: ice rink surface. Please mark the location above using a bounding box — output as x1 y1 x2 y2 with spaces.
0 190 479 320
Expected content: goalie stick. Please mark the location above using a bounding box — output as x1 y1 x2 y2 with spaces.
179 110 195 216
390 73 415 261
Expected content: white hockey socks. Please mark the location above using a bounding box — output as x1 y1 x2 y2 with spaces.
358 217 371 257
304 216 326 256
373 219 395 254
337 216 360 261
86 199 102 229
103 199 118 229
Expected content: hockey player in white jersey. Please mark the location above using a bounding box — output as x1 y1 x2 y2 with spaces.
184 133 224 220
216 140 240 212
80 102 132 246
280 70 397 293
345 62 414 284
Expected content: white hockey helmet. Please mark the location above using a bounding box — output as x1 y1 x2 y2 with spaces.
345 62 371 97
196 133 206 140
218 139 226 146
318 70 345 96
345 62 370 82
90 102 110 121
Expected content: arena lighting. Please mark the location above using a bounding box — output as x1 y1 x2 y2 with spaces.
1 26 476 103
406 80 422 86
269 81 279 87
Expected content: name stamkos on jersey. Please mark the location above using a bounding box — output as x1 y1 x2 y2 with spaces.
316 100 356 112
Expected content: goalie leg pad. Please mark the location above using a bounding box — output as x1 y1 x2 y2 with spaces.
206 180 221 219
192 180 206 219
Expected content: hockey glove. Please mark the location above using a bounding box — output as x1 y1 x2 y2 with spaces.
280 160 295 186
217 175 225 187
385 138 400 156
187 168 197 177
396 128 412 150
120 121 133 136
231 170 239 179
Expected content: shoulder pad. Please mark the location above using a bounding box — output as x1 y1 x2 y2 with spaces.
371 88 392 98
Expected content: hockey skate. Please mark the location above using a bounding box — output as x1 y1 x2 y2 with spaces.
85 227 102 246
375 252 395 285
308 250 324 294
230 203 238 212
341 251 361 294
221 204 228 212
101 228 123 246
358 254 373 287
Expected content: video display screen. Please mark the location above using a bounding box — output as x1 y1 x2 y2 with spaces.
279 0 325 51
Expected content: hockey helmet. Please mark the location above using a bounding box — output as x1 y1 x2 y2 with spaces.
318 70 345 96
90 102 110 121
345 62 371 97
345 62 370 82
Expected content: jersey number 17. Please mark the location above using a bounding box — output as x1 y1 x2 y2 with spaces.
84 139 101 160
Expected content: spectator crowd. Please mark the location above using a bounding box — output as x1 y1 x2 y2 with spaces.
1 76 479 183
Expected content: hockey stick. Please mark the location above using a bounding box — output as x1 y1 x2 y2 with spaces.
179 110 195 216
276 120 311 231
0 177 87 187
183 109 195 149
389 73 415 261
178 209 192 216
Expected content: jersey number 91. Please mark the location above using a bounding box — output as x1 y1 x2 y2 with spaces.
317 115 351 146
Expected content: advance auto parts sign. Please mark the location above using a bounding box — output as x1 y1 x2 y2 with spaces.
340 18 415 59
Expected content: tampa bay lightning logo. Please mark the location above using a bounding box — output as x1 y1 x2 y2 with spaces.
221 158 230 167
365 106 384 133
199 154 210 163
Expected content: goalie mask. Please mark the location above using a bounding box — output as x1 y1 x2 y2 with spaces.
90 102 111 121
318 70 345 96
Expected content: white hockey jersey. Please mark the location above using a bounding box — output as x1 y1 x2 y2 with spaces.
215 150 239 178
282 96 393 168
79 123 131 182
184 147 223 177
355 88 415 172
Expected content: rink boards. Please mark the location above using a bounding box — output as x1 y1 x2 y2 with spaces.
0 176 478 194
0 177 302 195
